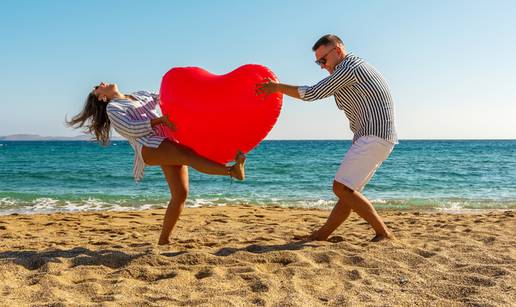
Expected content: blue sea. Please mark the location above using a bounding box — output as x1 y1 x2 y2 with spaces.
0 140 515 215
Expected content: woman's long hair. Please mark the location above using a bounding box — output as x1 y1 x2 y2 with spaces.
66 91 111 145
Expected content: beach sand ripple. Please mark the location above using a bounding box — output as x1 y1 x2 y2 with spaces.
0 206 514 306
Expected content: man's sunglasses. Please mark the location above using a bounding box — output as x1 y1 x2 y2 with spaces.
315 47 336 66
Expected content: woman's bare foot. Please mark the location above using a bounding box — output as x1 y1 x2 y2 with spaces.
158 237 171 245
229 151 246 180
371 232 396 242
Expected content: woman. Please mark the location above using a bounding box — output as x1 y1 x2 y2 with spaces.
67 82 246 245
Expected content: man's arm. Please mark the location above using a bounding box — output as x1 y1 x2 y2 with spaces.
256 65 356 102
273 83 301 99
256 78 301 99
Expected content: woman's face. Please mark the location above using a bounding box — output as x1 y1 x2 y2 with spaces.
93 82 118 102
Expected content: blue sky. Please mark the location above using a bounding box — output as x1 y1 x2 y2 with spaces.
1 0 515 139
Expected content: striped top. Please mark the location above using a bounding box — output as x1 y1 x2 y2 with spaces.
298 53 398 144
106 91 167 182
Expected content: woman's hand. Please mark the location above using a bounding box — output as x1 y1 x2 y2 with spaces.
151 115 176 131
160 115 176 131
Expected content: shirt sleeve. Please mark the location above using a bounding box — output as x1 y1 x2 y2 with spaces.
106 103 154 138
149 91 159 102
132 91 159 110
147 91 160 109
300 65 356 101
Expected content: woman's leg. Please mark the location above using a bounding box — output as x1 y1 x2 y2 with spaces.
158 164 189 245
142 140 245 180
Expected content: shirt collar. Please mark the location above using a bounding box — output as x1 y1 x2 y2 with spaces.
110 98 130 103
335 53 353 70
111 94 139 103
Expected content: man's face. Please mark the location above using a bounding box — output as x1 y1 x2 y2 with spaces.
315 44 341 74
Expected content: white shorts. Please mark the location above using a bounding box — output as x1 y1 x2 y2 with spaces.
334 135 394 192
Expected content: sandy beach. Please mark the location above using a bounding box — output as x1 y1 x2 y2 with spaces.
0 205 514 306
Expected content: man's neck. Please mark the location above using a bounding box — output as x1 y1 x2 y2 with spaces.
336 52 349 67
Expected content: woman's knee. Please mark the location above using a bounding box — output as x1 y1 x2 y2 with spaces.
171 190 188 204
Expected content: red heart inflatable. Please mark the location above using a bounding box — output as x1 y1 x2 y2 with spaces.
159 64 282 163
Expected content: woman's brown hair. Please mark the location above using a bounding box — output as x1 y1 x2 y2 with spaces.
66 89 111 145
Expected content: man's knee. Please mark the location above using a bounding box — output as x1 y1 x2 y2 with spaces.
333 180 354 199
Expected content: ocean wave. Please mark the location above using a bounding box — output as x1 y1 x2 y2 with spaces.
0 197 166 215
0 196 514 215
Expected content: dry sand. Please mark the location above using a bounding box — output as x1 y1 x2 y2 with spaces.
0 205 514 306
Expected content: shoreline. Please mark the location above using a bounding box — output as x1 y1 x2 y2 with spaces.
0 205 514 305
1 203 514 217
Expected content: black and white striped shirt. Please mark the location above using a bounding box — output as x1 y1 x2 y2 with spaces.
298 53 398 144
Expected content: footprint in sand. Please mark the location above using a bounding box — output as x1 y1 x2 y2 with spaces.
154 272 177 281
328 236 344 243
212 219 228 223
212 213 229 218
178 239 197 243
460 265 509 277
195 268 213 279
128 243 152 247
481 236 496 245
348 269 362 280
127 213 144 217
415 248 436 258
91 241 109 245
241 275 269 293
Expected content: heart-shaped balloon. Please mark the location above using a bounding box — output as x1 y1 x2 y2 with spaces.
159 64 282 163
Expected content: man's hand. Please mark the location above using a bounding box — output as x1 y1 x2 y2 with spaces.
256 78 301 99
256 78 279 98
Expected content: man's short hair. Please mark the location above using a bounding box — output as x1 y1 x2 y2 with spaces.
312 34 344 51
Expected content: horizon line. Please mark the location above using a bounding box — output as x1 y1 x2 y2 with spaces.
1 137 515 142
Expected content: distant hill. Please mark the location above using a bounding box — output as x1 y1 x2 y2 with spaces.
0 134 125 141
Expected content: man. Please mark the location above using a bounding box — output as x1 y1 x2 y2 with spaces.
256 34 398 242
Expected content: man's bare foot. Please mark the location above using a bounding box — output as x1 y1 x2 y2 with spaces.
229 151 246 180
371 232 396 242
